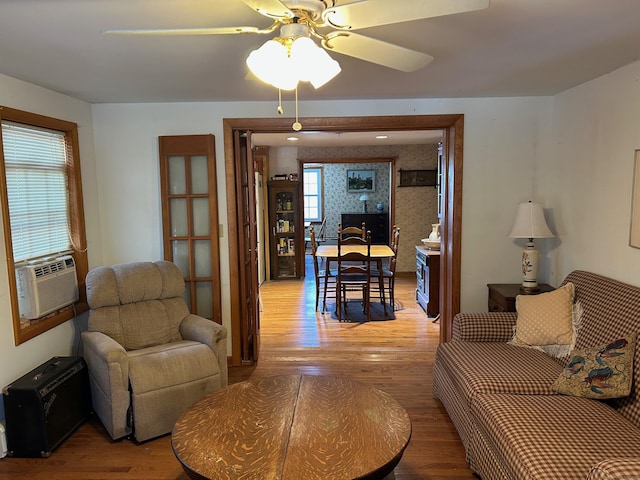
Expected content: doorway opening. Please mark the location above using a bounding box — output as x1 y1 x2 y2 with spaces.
223 114 464 365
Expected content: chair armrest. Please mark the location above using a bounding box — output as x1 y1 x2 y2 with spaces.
81 331 131 439
452 312 517 342
81 331 129 391
180 314 228 387
588 458 640 480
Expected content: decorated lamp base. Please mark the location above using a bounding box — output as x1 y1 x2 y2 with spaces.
520 241 540 294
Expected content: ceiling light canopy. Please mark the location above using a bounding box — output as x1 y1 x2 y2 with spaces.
246 23 341 91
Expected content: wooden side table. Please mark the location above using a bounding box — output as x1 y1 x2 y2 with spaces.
487 283 555 312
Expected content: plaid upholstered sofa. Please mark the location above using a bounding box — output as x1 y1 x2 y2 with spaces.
433 270 640 479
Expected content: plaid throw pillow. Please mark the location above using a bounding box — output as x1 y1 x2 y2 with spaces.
552 334 636 399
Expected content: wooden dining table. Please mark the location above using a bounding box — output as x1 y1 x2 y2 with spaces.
315 244 395 316
314 244 395 260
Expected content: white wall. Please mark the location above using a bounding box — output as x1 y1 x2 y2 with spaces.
3 58 640 417
542 61 640 287
0 75 99 417
91 96 552 340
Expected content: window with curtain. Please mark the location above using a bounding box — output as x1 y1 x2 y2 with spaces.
0 106 89 345
303 167 322 222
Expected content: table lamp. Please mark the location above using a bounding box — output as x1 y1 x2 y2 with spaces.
508 201 554 293
359 194 369 213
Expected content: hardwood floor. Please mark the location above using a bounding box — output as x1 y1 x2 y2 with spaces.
0 260 475 480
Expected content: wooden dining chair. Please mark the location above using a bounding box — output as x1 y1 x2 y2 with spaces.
371 226 400 312
336 231 372 322
317 216 327 244
338 222 367 240
309 226 336 312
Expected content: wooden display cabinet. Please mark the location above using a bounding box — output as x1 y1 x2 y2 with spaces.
268 180 303 280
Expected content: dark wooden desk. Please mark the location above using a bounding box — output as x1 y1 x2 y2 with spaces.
172 374 411 480
341 213 389 244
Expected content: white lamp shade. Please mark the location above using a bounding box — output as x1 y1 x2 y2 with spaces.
247 35 341 91
246 40 298 91
290 37 318 82
298 40 341 89
509 201 554 239
359 194 369 201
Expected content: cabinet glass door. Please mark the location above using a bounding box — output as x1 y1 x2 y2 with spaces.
274 190 297 278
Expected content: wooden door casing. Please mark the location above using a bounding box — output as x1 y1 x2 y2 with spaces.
223 115 463 365
232 131 260 363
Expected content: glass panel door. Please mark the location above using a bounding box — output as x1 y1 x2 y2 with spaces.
159 135 221 324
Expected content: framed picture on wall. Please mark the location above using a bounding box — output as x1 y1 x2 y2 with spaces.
630 150 640 248
347 169 375 193
398 169 437 187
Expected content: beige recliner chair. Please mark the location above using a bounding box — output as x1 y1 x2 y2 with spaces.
81 260 227 442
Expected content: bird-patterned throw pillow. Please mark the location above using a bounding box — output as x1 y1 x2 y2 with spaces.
552 334 636 399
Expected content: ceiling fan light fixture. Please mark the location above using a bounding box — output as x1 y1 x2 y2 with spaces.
246 39 299 90
289 36 341 88
308 49 341 89
247 28 341 91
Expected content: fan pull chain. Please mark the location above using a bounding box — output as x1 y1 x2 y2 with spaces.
277 89 283 115
292 86 302 131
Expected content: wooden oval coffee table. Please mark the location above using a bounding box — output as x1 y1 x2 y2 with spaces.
172 374 412 480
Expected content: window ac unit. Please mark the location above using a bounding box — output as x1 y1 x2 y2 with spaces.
16 256 79 320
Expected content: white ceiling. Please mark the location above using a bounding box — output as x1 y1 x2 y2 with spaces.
2 0 640 146
2 0 640 104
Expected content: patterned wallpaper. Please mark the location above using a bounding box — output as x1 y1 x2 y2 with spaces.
309 161 390 239
297 144 440 273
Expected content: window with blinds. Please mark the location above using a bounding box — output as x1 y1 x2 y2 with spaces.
0 106 88 345
1 121 72 263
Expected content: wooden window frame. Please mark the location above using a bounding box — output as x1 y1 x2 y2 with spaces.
303 166 323 222
0 106 89 345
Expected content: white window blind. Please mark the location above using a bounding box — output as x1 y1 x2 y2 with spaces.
1 121 72 263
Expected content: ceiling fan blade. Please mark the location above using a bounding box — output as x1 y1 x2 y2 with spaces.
323 32 433 72
102 24 278 36
323 0 490 30
241 0 292 19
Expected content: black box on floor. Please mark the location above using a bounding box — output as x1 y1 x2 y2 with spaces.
2 356 92 457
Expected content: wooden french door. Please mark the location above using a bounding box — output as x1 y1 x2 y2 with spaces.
233 130 260 362
158 135 222 324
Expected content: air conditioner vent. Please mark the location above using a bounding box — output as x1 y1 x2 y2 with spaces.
33 260 66 278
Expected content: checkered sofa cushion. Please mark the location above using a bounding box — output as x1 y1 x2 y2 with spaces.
589 458 640 479
451 311 517 342
562 271 640 430
433 340 564 462
433 270 640 479
472 394 640 480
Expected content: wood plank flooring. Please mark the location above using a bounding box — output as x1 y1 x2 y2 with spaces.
0 260 475 480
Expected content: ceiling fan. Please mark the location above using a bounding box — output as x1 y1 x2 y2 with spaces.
104 0 491 74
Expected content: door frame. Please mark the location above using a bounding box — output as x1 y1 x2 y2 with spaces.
224 114 463 365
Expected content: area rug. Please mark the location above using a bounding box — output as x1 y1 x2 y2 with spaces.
327 301 396 322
